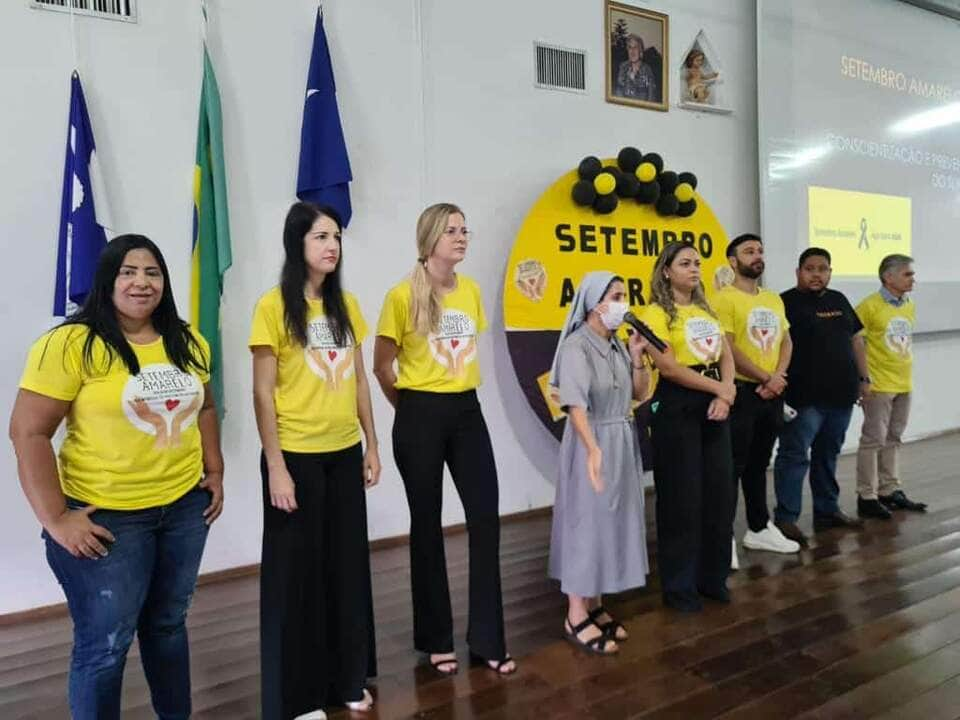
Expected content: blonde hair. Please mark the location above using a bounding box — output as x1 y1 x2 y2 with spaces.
648 243 716 328
410 202 465 335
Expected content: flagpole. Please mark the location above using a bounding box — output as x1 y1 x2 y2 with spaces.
67 0 78 72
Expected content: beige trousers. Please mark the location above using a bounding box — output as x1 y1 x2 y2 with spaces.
856 392 912 499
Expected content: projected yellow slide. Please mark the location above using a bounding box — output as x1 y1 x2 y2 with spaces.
808 186 911 277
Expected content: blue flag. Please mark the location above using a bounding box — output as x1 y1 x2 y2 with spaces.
54 72 112 316
296 9 353 227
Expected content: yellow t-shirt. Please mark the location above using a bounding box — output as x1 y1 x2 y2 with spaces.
376 275 487 392
712 286 789 381
641 302 724 368
248 287 368 453
855 291 914 393
18 325 210 510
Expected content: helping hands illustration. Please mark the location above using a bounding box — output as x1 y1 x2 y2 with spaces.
432 336 477 378
128 394 201 449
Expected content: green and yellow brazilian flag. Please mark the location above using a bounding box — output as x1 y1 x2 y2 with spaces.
190 46 232 420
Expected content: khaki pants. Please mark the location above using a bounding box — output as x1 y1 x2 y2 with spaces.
856 392 911 499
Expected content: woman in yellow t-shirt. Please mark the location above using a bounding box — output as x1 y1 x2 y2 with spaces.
642 242 737 613
9 234 224 719
373 203 515 677
250 202 380 718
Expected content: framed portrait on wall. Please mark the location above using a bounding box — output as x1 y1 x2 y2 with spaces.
605 1 669 111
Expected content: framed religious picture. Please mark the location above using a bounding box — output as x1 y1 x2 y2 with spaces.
605 1 669 111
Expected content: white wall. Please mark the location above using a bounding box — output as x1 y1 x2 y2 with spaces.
0 0 955 615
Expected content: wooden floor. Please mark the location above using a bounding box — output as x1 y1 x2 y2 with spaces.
2 433 960 719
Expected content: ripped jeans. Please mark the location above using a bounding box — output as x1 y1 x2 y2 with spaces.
43 485 210 720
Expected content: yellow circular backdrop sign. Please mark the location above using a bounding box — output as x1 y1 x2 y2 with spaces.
502 161 730 441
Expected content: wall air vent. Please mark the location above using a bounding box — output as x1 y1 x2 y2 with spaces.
534 42 587 93
29 0 137 23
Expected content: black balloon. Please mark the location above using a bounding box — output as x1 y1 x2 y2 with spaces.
676 199 697 217
677 171 698 190
572 180 597 206
594 193 619 214
616 174 640 198
656 194 680 216
635 181 661 204
658 171 679 193
641 152 664 174
617 146 643 173
578 156 603 181
604 166 624 182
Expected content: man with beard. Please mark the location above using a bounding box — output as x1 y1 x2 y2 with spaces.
773 248 865 539
714 234 799 561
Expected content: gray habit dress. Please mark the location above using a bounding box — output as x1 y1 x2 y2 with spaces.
548 324 649 597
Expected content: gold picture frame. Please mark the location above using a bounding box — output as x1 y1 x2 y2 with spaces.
605 1 669 111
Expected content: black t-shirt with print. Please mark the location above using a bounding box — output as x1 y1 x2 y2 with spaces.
781 287 864 408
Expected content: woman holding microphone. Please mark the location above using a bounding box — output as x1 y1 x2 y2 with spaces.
548 271 650 655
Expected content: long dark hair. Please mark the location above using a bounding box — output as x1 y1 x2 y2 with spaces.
280 202 354 347
649 241 716 328
55 234 208 376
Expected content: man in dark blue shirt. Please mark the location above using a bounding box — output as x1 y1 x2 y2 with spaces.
773 248 869 536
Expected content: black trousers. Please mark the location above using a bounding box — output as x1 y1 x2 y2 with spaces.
730 382 781 532
259 444 376 720
651 379 734 599
392 389 506 661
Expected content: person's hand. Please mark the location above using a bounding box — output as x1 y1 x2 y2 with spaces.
756 384 777 400
268 463 298 513
363 446 381 489
717 382 736 406
200 471 224 525
587 445 604 494
763 371 788 397
627 330 650 363
858 381 872 404
707 397 731 421
47 506 115 559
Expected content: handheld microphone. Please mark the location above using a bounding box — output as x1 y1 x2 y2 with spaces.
623 311 668 353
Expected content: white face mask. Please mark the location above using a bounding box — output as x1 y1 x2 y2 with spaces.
599 301 628 330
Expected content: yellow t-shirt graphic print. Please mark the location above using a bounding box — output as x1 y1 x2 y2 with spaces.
712 286 789 381
124 362 204 450
19 325 210 510
855 291 914 393
642 303 724 368
429 309 478 379
377 275 487 393
304 312 357 392
249 287 368 453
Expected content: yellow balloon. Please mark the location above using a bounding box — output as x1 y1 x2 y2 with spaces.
593 172 616 195
635 162 656 183
675 183 695 202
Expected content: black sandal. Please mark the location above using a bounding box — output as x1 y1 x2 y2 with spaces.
588 606 628 640
428 654 459 677
563 616 618 655
470 652 517 675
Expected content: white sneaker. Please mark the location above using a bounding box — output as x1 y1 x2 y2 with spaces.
742 521 801 554
731 537 740 570
294 711 327 720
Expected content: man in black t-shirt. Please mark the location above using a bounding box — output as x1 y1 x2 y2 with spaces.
772 248 868 533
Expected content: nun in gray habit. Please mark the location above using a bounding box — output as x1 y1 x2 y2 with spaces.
548 271 650 653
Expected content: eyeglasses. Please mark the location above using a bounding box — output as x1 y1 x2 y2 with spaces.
443 227 472 238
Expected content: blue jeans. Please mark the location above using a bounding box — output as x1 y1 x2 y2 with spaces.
43 485 210 720
774 405 853 523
